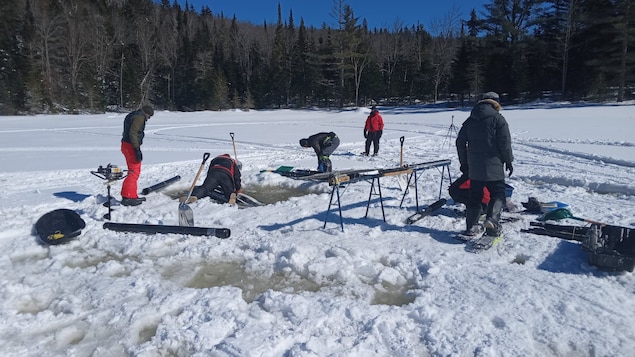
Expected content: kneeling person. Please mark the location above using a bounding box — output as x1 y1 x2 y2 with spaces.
448 173 490 215
189 154 242 204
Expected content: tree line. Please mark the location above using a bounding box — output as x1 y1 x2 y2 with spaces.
0 0 633 115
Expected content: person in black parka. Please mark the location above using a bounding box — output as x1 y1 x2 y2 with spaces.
299 132 340 172
456 92 514 237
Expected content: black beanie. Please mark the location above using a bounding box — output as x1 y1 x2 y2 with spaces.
142 105 154 117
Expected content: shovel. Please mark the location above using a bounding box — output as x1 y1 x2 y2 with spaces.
538 208 605 226
397 136 408 190
179 152 210 226
230 132 238 159
399 136 405 167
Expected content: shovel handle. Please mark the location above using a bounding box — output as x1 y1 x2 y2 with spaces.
230 132 238 159
185 153 210 199
399 136 405 167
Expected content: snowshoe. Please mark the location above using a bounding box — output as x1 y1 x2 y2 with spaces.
468 233 504 252
456 224 484 242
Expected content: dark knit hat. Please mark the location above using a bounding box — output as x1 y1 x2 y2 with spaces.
142 105 154 117
299 138 309 147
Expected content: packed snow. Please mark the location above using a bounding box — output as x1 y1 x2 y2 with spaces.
1 103 634 356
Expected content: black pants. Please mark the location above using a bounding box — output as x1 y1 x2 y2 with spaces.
318 137 340 172
365 131 381 155
468 179 506 219
192 170 234 202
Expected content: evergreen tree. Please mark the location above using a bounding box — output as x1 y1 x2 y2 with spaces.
291 19 312 107
571 0 628 100
0 0 31 114
481 0 544 99
0 0 630 114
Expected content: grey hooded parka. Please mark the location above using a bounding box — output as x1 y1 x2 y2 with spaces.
456 99 514 181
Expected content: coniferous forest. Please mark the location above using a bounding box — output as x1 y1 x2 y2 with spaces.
0 0 633 115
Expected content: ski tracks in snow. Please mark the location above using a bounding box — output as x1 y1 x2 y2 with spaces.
513 140 635 197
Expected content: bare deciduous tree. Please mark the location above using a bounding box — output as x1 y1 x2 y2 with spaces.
429 7 461 102
374 20 404 98
134 6 160 105
59 0 93 109
30 1 64 107
557 0 582 95
156 4 179 107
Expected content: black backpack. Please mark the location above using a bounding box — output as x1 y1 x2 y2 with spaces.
35 209 86 245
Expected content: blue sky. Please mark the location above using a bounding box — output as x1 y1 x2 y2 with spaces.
175 0 491 29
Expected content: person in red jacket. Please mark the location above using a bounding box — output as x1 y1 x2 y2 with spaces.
120 105 153 206
363 105 384 156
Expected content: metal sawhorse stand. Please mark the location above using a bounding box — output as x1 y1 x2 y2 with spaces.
364 176 386 222
324 183 346 232
323 168 415 232
324 172 388 232
399 159 452 211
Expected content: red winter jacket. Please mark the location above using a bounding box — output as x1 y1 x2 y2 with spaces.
364 110 384 132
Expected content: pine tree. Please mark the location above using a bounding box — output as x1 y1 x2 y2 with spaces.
481 0 543 99
1 0 37 114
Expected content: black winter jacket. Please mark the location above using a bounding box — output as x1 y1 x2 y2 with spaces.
456 99 514 181
306 132 338 157
122 109 147 148
208 154 242 192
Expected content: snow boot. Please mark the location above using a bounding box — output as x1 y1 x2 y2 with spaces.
456 205 485 241
465 205 482 232
484 198 505 236
121 197 146 206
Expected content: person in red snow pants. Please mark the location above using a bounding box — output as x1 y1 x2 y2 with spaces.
120 105 153 206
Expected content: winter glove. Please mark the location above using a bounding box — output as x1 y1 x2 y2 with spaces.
363 130 368 139
376 130 383 138
134 148 143 162
505 162 513 177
